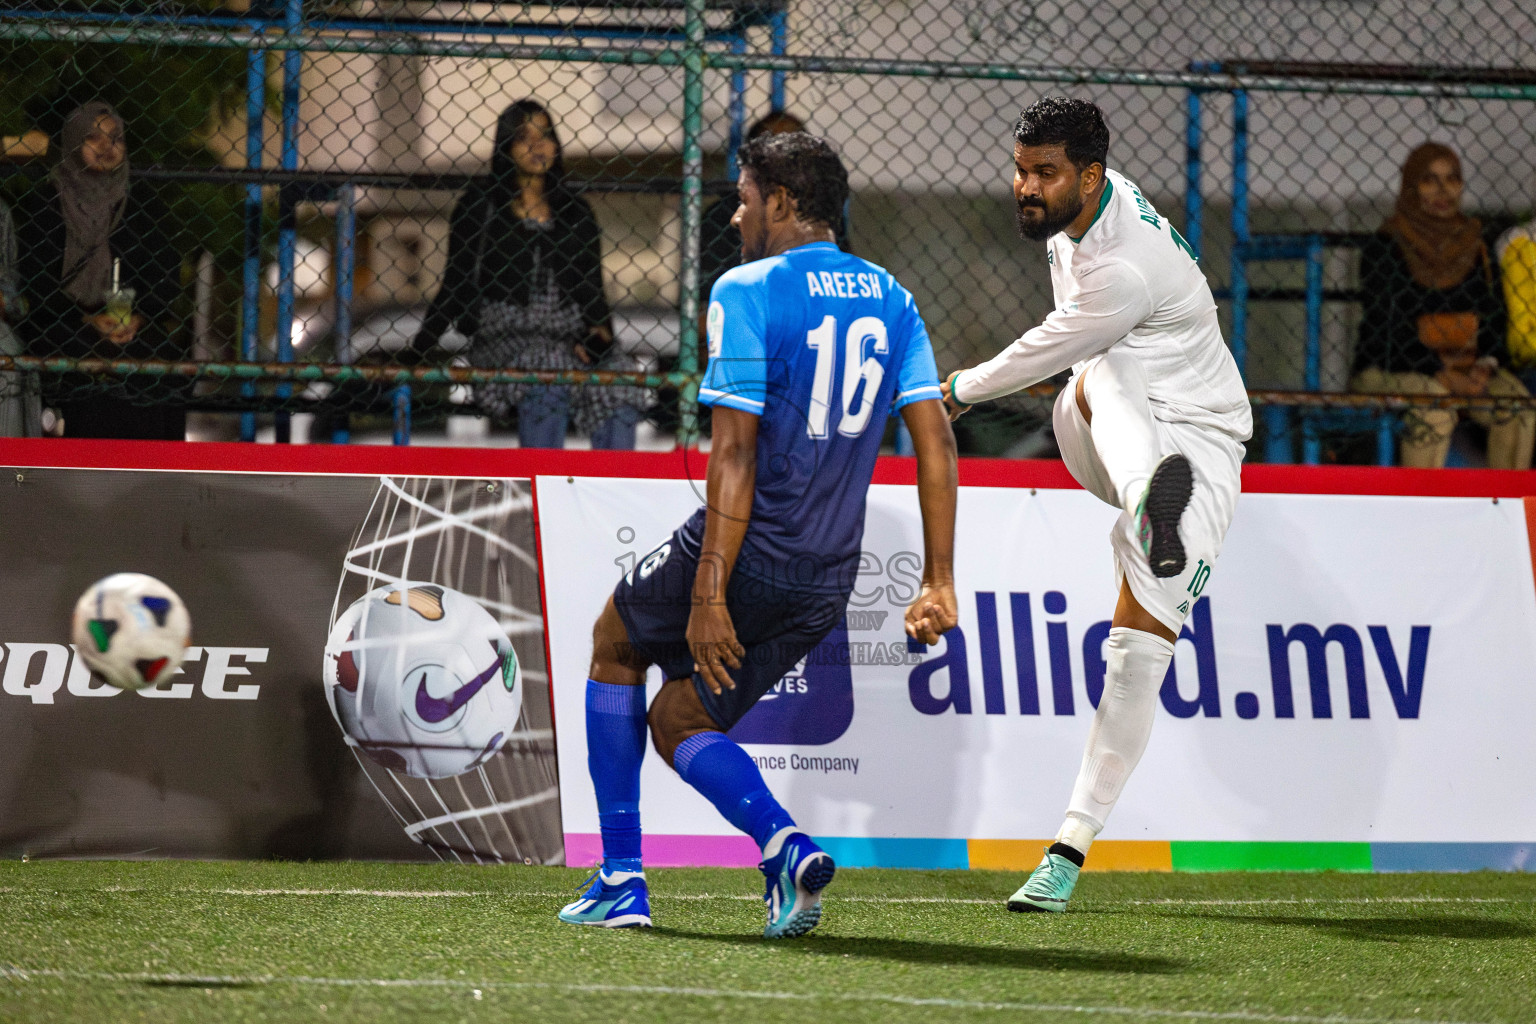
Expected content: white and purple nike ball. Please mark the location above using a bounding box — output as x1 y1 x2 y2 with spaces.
323 582 521 779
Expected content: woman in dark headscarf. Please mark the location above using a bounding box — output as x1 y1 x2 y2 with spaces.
16 101 185 439
1351 142 1533 468
414 99 645 448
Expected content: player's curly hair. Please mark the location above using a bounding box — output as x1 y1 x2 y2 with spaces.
1013 97 1110 172
739 131 849 229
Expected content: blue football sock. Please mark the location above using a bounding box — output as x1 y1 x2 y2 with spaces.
673 732 796 851
585 679 648 873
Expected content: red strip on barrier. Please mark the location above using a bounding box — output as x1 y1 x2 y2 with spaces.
0 437 696 480
1 438 1532 497
1525 498 1536 601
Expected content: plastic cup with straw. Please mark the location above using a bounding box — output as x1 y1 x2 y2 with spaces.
103 257 135 333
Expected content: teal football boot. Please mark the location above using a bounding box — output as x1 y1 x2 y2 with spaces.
760 831 836 939
558 869 652 928
1007 848 1081 913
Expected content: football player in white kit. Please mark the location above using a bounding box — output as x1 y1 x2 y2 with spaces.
941 97 1252 912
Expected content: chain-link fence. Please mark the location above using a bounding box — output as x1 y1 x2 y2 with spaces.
2 2 1535 463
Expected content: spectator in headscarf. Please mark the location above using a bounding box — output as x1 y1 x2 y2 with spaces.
16 101 185 440
1351 142 1533 469
413 98 646 448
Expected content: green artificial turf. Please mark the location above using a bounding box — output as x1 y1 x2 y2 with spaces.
0 860 1533 1023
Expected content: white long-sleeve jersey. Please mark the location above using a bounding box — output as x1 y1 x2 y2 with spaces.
954 169 1253 441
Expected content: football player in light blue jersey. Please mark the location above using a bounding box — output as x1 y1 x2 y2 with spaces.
560 132 960 938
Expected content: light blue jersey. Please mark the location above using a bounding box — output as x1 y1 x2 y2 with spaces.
690 241 941 594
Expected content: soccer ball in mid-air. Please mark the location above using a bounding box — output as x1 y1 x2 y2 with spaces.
323 582 521 779
70 573 192 691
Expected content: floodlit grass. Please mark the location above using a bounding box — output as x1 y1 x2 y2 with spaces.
1 860 1533 1023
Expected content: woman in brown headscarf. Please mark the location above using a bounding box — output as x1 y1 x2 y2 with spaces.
1351 142 1534 469
16 101 186 439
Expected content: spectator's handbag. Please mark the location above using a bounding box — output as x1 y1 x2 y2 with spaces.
1418 311 1478 367
1419 311 1486 394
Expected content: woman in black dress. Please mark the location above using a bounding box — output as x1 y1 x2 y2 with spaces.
414 99 644 448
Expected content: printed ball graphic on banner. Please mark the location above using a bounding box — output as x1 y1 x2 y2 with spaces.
323 582 521 779
69 573 192 691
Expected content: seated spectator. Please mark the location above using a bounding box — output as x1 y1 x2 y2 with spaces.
0 194 41 436
1351 142 1533 469
15 101 186 440
1496 211 1536 395
412 98 645 449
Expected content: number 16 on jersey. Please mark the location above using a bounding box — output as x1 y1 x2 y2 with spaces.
805 314 889 440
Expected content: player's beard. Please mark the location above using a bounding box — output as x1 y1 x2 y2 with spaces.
1016 191 1085 242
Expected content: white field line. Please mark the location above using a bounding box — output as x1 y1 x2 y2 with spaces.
1125 897 1528 906
0 888 1526 907
0 966 1500 1024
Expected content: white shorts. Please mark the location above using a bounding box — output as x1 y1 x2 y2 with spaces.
1052 381 1245 633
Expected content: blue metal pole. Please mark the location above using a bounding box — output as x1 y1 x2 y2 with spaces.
332 182 355 444
273 0 301 443
1230 88 1249 378
1263 405 1294 464
1184 88 1202 259
240 38 265 442
727 32 746 180
334 184 355 366
1299 235 1325 465
1303 235 1323 392
1301 421 1321 465
769 8 787 111
1376 415 1395 466
392 384 411 445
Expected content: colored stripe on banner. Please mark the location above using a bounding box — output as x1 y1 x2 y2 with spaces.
1171 842 1374 872
1370 843 1536 872
564 834 970 869
814 837 970 870
564 836 1536 872
563 833 761 869
1524 497 1536 601
968 840 1172 872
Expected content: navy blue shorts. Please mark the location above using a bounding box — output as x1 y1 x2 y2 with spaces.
612 529 847 730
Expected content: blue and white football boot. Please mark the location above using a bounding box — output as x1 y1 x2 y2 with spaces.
759 830 836 939
557 868 652 928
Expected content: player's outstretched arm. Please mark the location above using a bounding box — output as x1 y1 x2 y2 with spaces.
940 371 972 422
954 261 1152 405
900 398 959 646
688 405 758 695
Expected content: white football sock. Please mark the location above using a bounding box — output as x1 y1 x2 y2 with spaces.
1056 815 1100 856
1083 349 1163 519
1062 627 1175 845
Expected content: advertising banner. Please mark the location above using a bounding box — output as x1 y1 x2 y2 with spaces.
540 476 1536 873
0 465 558 864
